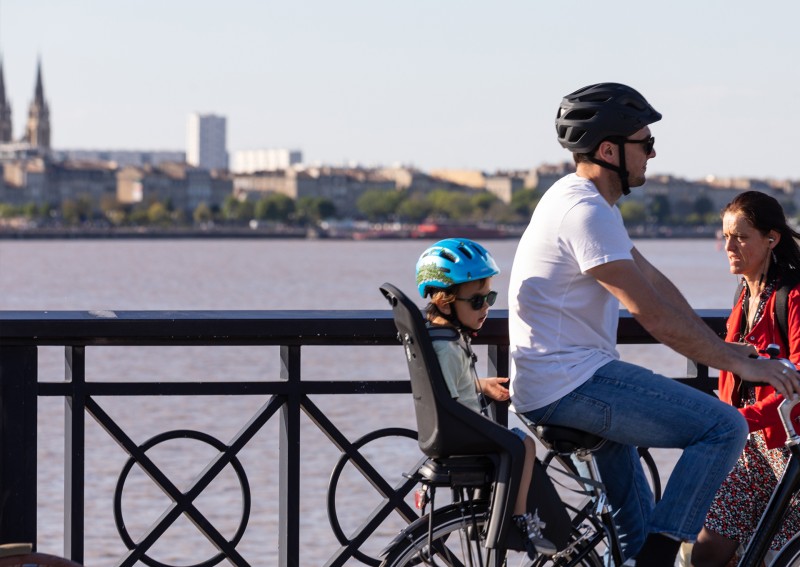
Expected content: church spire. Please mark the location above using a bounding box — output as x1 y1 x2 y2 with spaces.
24 57 50 149
0 57 12 143
34 58 45 104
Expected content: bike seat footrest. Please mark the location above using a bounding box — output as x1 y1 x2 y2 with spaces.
418 456 494 487
537 425 605 453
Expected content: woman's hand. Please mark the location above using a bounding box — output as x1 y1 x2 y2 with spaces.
478 377 511 402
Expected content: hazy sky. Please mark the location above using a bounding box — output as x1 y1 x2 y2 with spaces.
0 1 797 181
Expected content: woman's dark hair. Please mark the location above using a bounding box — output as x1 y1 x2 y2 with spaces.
722 190 800 271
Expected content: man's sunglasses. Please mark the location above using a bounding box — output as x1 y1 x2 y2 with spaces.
625 136 655 155
456 291 498 310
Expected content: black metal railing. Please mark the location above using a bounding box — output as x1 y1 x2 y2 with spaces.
0 308 727 566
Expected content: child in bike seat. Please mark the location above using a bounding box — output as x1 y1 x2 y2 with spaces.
415 237 556 559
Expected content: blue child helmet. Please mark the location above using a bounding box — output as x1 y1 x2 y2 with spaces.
415 238 500 298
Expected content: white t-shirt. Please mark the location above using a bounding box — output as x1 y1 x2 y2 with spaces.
508 173 634 412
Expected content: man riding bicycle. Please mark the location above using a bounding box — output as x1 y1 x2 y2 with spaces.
507 82 800 566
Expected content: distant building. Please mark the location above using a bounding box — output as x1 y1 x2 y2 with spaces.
53 149 185 168
0 142 42 163
117 162 232 213
429 169 486 189
1 157 47 205
23 60 50 149
0 60 12 143
48 160 118 206
231 149 302 173
233 166 395 217
528 162 575 191
485 173 525 204
1 157 117 210
186 113 227 170
0 57 52 159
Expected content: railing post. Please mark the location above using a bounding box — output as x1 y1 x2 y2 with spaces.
279 345 301 567
487 344 510 426
64 346 85 563
683 358 717 396
0 346 38 545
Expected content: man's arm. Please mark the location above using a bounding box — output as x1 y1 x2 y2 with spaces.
631 247 749 358
586 256 800 398
631 247 710 320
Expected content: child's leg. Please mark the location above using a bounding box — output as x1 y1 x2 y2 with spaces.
511 434 557 557
514 435 536 515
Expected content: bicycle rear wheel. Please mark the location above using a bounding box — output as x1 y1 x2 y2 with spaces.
380 501 502 566
380 502 602 567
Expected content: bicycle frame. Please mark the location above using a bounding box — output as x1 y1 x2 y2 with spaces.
550 449 626 566
738 397 800 567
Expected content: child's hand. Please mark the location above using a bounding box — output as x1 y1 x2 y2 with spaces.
478 377 511 402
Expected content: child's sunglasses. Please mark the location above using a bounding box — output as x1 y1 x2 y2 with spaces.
455 291 498 310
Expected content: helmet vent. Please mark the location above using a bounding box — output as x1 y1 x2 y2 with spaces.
564 108 597 121
438 250 457 263
457 243 475 259
569 130 586 144
582 93 613 103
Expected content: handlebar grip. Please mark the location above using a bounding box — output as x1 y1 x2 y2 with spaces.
779 397 800 443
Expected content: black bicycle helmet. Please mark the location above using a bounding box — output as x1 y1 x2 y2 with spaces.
555 83 662 196
555 83 661 153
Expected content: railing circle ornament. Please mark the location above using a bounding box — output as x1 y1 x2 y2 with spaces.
113 429 251 567
327 427 418 566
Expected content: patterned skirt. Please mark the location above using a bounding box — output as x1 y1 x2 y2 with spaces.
704 428 800 549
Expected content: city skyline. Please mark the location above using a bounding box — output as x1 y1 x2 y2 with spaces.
0 1 798 181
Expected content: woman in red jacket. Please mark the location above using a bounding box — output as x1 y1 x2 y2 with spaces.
693 191 800 566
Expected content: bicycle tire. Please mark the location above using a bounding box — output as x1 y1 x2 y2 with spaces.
380 501 603 567
0 553 83 567
771 532 800 567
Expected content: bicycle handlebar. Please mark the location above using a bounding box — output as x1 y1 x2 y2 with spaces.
777 375 800 444
762 347 800 444
778 397 800 444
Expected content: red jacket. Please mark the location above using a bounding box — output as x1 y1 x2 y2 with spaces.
718 284 800 449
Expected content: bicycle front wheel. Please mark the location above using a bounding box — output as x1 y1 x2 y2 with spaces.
381 502 602 567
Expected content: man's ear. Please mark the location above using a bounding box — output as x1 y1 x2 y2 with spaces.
598 140 615 161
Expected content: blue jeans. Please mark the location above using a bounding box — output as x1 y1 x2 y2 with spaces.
522 360 747 561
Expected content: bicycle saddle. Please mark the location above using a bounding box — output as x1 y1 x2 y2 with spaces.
536 425 606 454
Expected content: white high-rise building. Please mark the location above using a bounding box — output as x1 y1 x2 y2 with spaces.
231 149 303 173
186 113 228 170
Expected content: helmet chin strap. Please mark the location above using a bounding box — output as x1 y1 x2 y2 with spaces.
587 142 631 196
